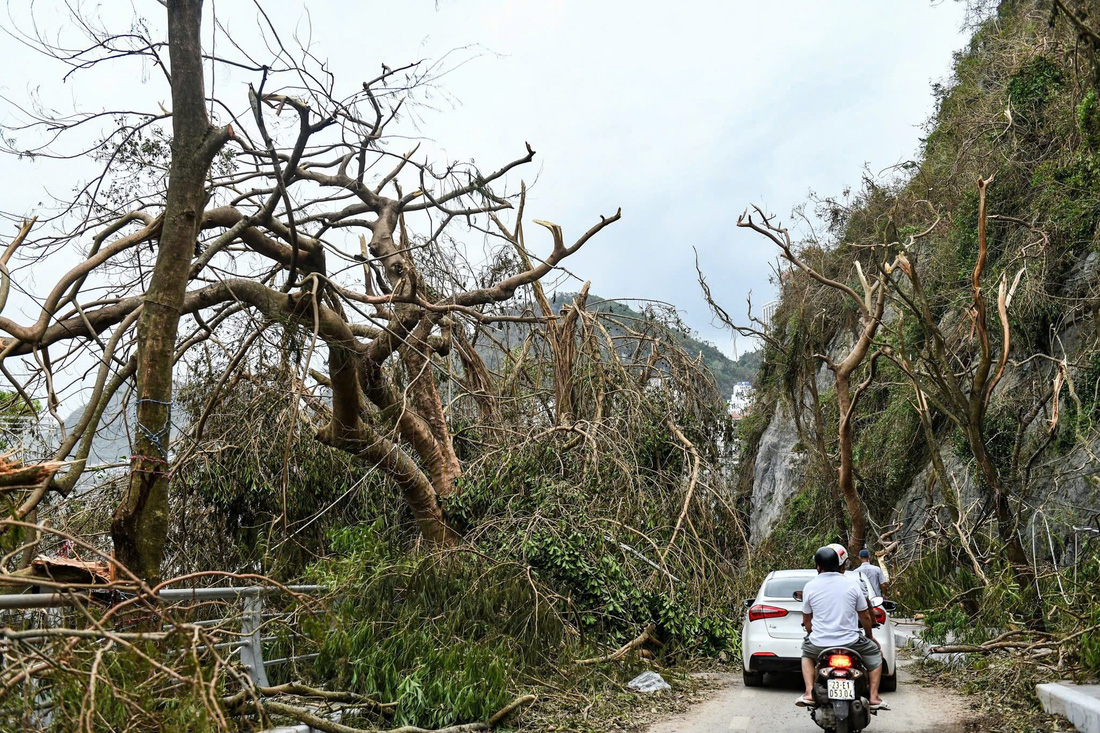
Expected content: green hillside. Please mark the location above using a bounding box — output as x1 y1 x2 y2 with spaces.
547 294 762 397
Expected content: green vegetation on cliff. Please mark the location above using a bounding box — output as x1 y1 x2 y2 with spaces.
750 0 1100 532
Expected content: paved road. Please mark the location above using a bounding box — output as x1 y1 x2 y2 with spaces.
645 659 974 733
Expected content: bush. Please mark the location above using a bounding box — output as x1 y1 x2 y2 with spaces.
1078 89 1100 148
306 523 546 728
1006 55 1063 121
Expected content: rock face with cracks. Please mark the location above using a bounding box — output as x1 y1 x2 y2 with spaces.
748 402 807 542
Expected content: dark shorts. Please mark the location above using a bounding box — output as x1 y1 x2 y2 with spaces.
801 635 882 670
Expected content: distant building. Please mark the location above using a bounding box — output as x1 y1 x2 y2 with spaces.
728 381 754 420
760 301 778 331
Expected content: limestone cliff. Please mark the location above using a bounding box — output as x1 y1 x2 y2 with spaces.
736 0 1100 560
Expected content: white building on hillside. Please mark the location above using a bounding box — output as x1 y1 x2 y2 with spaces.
728 381 754 420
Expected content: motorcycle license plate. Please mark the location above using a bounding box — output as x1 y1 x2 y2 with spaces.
827 679 855 700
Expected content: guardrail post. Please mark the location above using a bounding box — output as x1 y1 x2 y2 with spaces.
239 594 269 687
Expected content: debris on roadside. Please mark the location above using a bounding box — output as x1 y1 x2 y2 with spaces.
629 671 671 693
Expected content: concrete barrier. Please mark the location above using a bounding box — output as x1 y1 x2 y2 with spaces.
1037 682 1100 733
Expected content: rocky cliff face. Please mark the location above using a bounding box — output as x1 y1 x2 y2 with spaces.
748 402 807 540
736 1 1100 560
743 252 1100 553
744 321 1100 561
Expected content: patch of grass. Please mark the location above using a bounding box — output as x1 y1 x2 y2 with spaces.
891 541 1100 730
302 471 741 730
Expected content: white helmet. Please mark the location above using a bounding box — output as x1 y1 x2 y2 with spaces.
826 543 849 570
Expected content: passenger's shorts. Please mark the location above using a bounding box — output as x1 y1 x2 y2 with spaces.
801 635 882 670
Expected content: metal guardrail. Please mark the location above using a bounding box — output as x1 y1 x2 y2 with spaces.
0 584 326 689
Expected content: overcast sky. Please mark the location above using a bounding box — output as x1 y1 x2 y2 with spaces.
1 0 970 361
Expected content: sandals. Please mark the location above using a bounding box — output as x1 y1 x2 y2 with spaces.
794 695 888 711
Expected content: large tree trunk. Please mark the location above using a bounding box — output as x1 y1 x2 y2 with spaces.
835 370 868 557
963 176 1034 604
967 430 1028 567
833 292 883 559
112 0 229 582
320 423 456 545
401 317 462 498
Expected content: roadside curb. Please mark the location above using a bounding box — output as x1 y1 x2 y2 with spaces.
1037 682 1100 733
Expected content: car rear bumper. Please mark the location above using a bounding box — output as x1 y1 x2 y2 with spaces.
747 653 802 673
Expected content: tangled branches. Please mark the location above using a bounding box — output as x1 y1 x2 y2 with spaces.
0 1 624 581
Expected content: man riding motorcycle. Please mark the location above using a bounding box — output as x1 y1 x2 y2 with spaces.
795 543 888 710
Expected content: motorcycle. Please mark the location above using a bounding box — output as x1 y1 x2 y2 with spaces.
808 646 875 733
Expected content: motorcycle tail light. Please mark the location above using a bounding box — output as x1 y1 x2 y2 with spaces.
747 604 788 622
827 654 853 669
873 607 886 624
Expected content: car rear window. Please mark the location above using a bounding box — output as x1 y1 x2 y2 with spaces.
763 576 810 599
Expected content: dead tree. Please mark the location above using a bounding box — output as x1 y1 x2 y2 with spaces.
492 206 594 426
0 3 619 580
696 252 847 531
881 176 1032 579
737 207 886 556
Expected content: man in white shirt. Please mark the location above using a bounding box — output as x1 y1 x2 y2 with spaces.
796 544 885 709
854 549 888 599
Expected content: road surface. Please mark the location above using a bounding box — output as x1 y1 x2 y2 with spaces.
645 659 975 733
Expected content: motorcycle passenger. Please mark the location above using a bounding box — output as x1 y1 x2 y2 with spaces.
795 544 887 710
854 548 888 599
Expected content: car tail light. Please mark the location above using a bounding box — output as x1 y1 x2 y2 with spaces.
873 607 886 624
748 604 788 622
827 654 853 669
751 652 776 658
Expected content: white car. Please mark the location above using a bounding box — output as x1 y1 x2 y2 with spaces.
741 568 897 692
